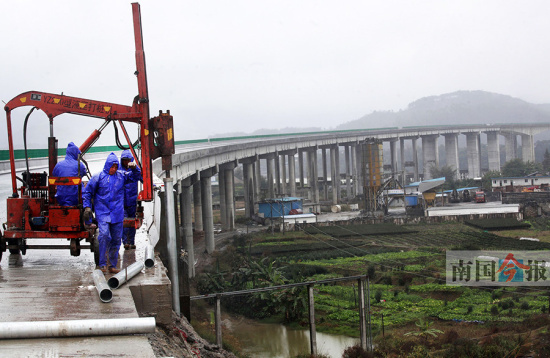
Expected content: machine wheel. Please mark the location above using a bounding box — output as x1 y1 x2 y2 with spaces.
0 232 6 252
20 239 27 255
70 239 81 257
8 239 20 255
93 239 100 266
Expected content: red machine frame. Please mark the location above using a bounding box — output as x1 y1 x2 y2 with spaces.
0 3 174 262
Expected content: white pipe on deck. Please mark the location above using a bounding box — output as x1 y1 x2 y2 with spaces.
0 317 156 339
92 269 112 303
144 244 155 268
107 261 145 289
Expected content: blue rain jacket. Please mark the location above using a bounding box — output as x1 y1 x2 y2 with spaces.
52 142 86 206
120 149 142 207
82 152 141 223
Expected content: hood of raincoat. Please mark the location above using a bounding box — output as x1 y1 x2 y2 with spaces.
52 142 86 206
65 142 81 161
103 152 120 174
121 149 134 162
120 149 141 207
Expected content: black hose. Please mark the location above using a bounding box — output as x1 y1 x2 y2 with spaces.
16 176 29 188
112 121 140 150
23 107 37 179
80 155 92 180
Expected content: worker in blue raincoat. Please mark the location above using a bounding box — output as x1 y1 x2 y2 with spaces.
52 142 87 206
120 149 142 250
83 152 141 273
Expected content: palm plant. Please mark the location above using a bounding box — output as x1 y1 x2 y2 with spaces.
404 319 443 342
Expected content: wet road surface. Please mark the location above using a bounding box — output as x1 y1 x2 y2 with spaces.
0 166 158 357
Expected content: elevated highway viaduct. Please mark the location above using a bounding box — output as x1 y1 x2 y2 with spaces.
3 123 549 276
151 123 550 275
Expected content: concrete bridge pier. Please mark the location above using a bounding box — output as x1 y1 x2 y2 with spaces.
275 152 281 195
521 134 535 162
355 141 364 195
330 145 338 204
279 150 296 197
280 153 287 195
263 154 276 199
240 158 256 218
218 170 227 230
288 152 297 197
350 144 357 197
504 132 518 163
399 137 406 184
422 135 439 180
412 137 419 182
465 132 481 178
335 146 341 203
344 145 351 199
322 148 329 200
443 133 460 178
298 149 305 188
389 139 398 178
200 168 216 253
179 177 195 278
486 132 501 172
254 157 261 202
305 150 314 201
221 162 236 231
308 148 320 204
192 176 203 232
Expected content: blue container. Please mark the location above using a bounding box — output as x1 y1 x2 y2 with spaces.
405 195 418 206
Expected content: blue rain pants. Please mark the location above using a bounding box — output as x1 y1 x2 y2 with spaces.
123 205 137 245
97 221 123 268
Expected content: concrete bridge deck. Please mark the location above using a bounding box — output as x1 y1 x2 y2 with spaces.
0 234 170 357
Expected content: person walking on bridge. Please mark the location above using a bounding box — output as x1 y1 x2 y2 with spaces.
120 149 142 250
83 152 141 273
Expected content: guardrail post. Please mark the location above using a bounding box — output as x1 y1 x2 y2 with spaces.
164 177 180 316
215 294 222 347
308 284 317 356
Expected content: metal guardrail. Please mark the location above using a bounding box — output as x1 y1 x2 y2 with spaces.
190 274 366 300
192 274 373 355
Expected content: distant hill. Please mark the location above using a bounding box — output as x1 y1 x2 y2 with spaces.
211 91 550 137
336 90 550 130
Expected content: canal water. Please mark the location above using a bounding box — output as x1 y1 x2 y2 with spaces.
225 318 360 358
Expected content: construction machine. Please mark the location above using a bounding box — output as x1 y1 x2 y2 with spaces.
0 3 174 264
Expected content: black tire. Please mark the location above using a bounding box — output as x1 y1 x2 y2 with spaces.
70 239 81 257
8 239 20 255
20 239 27 255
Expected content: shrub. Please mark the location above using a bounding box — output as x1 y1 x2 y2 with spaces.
491 306 499 315
499 299 515 310
342 344 373 358
441 329 459 344
520 302 530 310
367 265 376 279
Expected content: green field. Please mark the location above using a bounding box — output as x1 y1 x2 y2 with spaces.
197 220 550 357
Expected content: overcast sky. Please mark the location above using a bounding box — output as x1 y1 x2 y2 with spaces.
1 1 549 150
